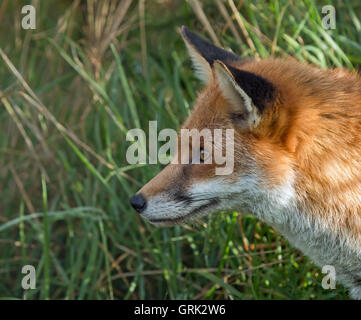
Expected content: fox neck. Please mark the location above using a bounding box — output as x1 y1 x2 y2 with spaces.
248 179 360 251
245 177 361 298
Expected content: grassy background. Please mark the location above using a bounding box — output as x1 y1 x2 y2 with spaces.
1 0 360 300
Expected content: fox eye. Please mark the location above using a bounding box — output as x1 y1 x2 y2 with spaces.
199 148 210 163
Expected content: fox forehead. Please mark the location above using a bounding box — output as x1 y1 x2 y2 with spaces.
181 83 228 130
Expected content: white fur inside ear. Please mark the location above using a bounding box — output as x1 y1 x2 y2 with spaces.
214 62 252 112
214 61 260 127
185 42 212 84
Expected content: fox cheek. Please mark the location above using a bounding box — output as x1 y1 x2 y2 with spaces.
171 189 193 205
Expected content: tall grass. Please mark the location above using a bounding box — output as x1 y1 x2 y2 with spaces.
1 0 360 299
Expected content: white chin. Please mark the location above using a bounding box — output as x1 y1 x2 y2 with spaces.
141 196 221 226
145 215 187 226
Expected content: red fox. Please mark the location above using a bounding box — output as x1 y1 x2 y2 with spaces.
130 26 361 299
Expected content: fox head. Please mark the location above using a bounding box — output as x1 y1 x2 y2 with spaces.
129 26 297 226
130 26 361 228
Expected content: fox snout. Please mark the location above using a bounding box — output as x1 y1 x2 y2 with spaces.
129 193 147 213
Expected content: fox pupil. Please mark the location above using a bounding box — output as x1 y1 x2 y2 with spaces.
200 148 207 163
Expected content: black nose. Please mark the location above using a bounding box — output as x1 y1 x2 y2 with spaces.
130 194 147 213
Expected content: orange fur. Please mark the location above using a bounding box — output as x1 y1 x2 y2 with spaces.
233 59 361 238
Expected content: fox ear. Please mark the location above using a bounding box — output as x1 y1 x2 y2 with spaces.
180 26 240 84
214 60 275 129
